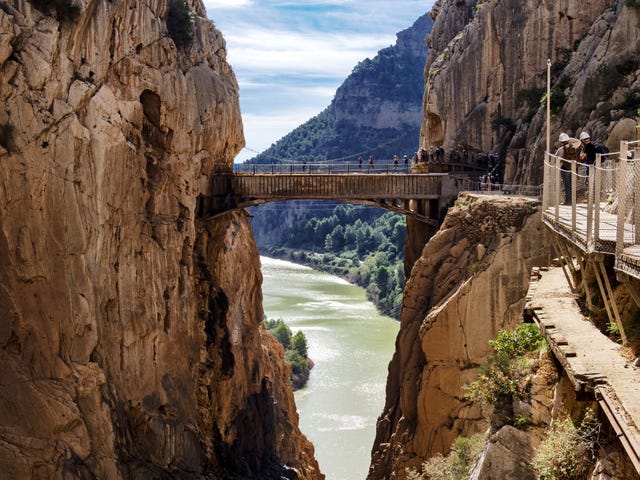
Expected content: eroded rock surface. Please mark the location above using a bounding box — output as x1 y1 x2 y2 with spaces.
422 0 640 186
0 1 320 478
368 194 550 479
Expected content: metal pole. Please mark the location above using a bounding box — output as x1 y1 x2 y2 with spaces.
546 58 551 156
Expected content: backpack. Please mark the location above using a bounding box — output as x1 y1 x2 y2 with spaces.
593 142 609 154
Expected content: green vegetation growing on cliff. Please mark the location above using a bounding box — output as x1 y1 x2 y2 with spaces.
254 203 406 319
264 318 311 390
167 0 194 48
533 410 600 480
464 324 545 419
406 434 485 480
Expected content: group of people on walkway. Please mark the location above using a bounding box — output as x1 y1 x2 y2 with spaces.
413 146 499 171
555 131 609 205
355 154 410 171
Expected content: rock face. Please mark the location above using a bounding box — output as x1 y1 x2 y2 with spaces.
422 0 640 186
469 425 545 480
0 1 320 479
368 194 551 479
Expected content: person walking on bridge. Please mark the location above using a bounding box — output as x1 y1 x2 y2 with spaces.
579 131 608 184
368 155 374 171
556 132 581 205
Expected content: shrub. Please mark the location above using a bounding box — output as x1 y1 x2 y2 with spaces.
285 350 308 376
271 321 292 349
533 409 600 480
292 331 308 358
406 434 485 480
490 112 516 132
465 324 545 406
264 318 311 389
167 0 194 48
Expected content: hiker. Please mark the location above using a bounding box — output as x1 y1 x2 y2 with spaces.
358 156 363 169
368 155 374 171
393 154 399 169
556 132 581 205
579 131 608 184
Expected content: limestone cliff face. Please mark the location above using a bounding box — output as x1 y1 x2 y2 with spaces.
368 195 550 479
0 1 320 479
422 0 640 185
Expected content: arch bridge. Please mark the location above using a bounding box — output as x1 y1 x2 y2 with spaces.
200 171 458 227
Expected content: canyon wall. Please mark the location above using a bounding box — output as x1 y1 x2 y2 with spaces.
0 1 320 478
422 0 640 185
369 194 551 478
370 1 640 477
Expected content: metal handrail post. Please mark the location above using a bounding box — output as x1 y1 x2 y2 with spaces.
617 143 628 258
555 155 561 221
587 163 594 251
543 152 550 210
571 160 577 233
595 155 602 243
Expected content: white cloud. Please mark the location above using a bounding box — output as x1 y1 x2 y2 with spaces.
205 0 436 161
225 28 392 78
208 0 252 8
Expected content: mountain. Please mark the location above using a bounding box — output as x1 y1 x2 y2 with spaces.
247 13 434 164
245 14 434 320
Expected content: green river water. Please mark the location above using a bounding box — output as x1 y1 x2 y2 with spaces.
260 256 400 480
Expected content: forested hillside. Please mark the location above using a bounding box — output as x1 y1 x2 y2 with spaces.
247 13 433 164
248 13 433 318
254 203 407 318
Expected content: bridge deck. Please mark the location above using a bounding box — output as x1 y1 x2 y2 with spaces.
206 172 448 225
212 173 445 200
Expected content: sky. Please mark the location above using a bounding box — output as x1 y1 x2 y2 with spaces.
202 0 436 163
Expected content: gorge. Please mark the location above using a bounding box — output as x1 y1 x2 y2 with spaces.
1 0 640 480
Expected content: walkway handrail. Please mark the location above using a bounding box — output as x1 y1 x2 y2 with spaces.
233 161 486 175
616 141 640 267
542 139 640 279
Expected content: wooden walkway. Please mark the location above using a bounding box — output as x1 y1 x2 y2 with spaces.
526 267 640 474
203 172 449 225
543 204 625 253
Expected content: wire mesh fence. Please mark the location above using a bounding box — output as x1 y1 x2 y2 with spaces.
543 140 640 277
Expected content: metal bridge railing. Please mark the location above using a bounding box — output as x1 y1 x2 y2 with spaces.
615 141 640 276
543 148 621 253
542 140 640 275
232 161 485 175
460 177 542 197
233 162 412 175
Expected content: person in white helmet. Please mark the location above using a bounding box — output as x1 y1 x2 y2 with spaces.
579 131 609 184
555 132 581 205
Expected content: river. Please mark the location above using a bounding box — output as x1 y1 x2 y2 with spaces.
260 257 400 480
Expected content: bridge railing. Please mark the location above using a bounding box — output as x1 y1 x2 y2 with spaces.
543 148 620 253
614 141 640 276
542 140 640 261
234 162 412 174
232 161 485 175
459 177 542 197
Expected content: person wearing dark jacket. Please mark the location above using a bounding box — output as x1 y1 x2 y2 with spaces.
556 132 581 205
579 131 608 183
